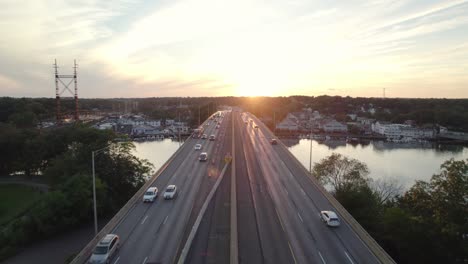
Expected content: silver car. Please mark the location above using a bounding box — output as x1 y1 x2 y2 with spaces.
163 185 177 199
89 234 120 263
320 211 340 227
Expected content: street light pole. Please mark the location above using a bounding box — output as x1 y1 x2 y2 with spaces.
91 151 98 236
91 143 122 236
273 111 276 135
309 125 313 174
178 111 181 147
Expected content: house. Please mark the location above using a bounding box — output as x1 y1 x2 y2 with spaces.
169 122 190 134
97 123 113 130
372 122 434 139
132 125 161 136
347 114 357 121
286 113 300 122
372 122 404 138
312 111 321 120
276 118 299 131
356 117 375 125
320 120 348 133
145 120 161 127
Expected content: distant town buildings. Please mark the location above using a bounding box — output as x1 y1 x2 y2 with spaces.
371 122 435 140
275 107 445 141
93 114 190 138
319 119 348 133
276 118 299 131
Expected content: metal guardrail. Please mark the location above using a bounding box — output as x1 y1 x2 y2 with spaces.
249 114 396 264
70 141 190 264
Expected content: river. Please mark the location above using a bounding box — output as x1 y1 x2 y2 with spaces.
132 139 468 190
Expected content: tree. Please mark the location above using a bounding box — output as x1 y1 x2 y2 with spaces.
8 111 38 129
371 178 404 206
312 153 370 192
335 184 381 232
396 158 468 263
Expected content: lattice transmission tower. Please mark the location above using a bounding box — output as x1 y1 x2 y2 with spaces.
54 59 79 123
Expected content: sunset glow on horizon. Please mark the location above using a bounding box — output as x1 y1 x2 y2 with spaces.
0 0 467 98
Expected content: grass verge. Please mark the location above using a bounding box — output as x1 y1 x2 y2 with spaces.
0 184 43 226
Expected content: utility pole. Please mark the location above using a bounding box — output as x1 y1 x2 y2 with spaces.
198 105 201 127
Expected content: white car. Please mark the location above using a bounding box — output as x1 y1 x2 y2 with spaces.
320 211 340 227
199 152 208 161
143 187 158 202
89 234 120 264
163 185 177 199
194 144 202 150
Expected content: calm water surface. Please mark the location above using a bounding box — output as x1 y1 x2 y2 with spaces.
132 139 182 174
132 139 468 189
286 139 468 189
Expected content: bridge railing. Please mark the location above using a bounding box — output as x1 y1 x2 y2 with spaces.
70 140 189 264
248 113 396 264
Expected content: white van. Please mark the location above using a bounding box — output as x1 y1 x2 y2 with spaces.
143 187 158 202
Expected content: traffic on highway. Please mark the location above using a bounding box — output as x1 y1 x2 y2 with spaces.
81 109 387 264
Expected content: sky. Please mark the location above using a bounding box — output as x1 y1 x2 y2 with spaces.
0 0 467 98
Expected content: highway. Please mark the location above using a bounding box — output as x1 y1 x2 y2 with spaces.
239 111 380 264
107 111 232 264
79 109 389 264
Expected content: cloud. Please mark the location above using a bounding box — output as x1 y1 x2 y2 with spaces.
0 74 20 91
0 0 467 98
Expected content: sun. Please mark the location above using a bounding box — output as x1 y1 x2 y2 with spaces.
221 65 290 97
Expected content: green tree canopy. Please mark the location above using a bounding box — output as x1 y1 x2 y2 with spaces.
312 153 370 192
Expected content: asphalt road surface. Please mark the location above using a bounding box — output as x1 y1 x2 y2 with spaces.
95 110 382 264
108 111 231 264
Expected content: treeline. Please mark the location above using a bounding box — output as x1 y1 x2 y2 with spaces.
293 96 468 131
313 154 468 263
2 96 468 131
0 123 153 260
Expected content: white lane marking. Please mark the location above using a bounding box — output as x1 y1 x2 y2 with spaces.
113 257 120 264
344 251 355 264
301 189 306 195
274 208 285 232
141 215 148 225
142 256 148 264
163 215 169 225
285 189 289 196
318 251 326 264
288 242 298 264
289 171 293 177
297 212 303 223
